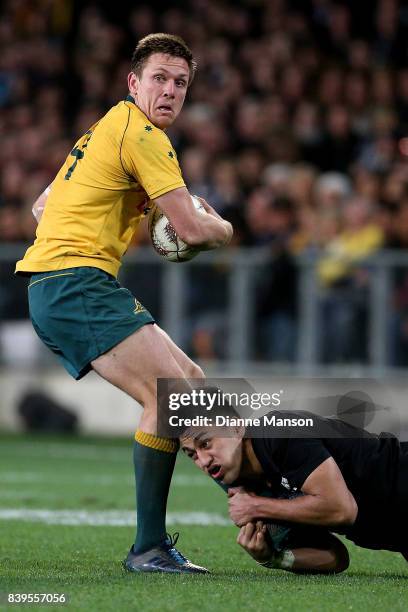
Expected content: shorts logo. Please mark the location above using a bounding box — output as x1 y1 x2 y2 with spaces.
133 299 145 314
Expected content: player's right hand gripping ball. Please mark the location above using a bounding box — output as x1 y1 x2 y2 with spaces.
149 195 206 262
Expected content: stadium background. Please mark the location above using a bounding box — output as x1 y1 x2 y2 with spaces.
1 0 408 430
1 2 408 609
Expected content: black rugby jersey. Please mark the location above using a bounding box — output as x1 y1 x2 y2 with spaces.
250 411 408 551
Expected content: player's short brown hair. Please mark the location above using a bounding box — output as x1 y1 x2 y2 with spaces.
131 33 197 85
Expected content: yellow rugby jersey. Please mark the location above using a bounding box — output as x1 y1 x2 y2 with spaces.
16 95 185 278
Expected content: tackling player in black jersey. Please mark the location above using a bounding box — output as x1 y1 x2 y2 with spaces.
180 410 408 571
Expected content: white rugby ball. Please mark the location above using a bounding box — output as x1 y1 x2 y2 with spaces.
149 195 206 262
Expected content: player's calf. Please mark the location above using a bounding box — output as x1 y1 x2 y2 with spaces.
284 538 350 574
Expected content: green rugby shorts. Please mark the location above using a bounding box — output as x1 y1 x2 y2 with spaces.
28 267 155 380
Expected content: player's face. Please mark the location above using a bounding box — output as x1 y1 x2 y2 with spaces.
128 53 190 129
181 430 244 485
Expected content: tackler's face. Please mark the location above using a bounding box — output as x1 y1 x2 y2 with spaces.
128 53 189 130
181 429 244 485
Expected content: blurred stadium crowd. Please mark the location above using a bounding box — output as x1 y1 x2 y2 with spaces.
1 0 408 365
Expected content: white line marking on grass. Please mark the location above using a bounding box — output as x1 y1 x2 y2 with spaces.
0 442 130 462
0 472 45 483
0 509 230 526
0 472 211 487
0 490 67 500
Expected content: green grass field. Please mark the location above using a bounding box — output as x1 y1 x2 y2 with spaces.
0 433 407 611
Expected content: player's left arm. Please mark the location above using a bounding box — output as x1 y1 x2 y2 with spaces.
32 184 52 223
228 457 358 528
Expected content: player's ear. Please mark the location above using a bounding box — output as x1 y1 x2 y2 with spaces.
127 72 139 97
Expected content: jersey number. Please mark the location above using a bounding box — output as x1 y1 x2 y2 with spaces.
64 129 93 180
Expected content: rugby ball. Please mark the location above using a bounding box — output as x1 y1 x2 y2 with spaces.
264 488 304 552
149 195 206 262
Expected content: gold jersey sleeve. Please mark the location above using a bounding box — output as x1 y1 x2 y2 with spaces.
15 96 186 278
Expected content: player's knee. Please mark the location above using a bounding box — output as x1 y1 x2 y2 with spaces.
185 361 205 379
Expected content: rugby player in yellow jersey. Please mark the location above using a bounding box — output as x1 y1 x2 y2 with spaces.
16 33 233 574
